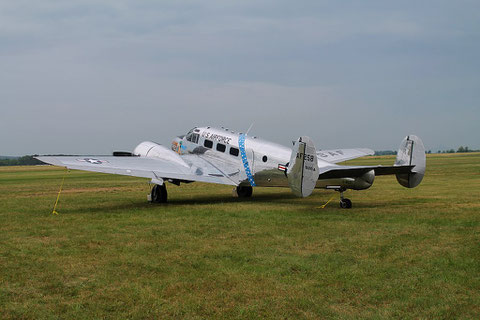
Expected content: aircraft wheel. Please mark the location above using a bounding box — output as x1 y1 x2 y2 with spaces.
236 186 253 198
151 184 168 203
340 198 352 209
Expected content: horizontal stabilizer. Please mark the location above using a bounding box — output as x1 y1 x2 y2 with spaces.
318 165 414 180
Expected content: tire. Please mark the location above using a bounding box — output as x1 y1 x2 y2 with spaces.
236 186 253 198
340 198 352 209
151 184 168 203
344 198 352 209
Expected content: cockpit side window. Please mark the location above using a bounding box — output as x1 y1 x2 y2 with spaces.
192 133 199 144
185 132 199 144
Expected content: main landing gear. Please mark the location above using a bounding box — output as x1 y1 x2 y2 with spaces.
338 188 352 209
150 184 168 203
234 186 253 198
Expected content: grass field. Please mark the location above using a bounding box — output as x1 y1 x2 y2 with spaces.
1 153 479 319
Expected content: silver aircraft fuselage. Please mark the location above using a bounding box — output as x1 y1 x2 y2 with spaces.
171 126 372 191
36 125 426 206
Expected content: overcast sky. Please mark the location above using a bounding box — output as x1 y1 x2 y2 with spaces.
1 0 479 155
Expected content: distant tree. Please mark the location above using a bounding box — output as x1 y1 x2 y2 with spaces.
0 155 43 166
457 146 473 153
374 150 397 156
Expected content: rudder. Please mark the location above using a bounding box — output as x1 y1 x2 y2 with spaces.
395 135 426 188
287 136 319 197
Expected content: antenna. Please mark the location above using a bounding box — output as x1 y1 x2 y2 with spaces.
246 123 254 135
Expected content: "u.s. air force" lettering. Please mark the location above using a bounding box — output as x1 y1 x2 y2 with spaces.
201 132 232 145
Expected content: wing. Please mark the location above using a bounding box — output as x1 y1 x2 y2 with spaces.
36 155 238 186
316 148 374 163
318 164 414 179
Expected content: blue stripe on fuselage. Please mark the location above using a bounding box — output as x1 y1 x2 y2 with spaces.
238 134 256 186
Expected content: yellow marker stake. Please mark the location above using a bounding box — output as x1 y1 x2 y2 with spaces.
52 170 67 215
319 194 336 209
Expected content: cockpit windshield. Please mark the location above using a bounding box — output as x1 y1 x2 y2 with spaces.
185 127 200 144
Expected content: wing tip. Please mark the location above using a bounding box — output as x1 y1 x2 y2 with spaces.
35 156 64 167
358 148 375 156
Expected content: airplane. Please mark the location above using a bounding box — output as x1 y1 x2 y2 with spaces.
36 126 426 209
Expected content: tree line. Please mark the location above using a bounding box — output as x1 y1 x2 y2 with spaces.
0 155 44 166
374 146 478 156
1 146 478 166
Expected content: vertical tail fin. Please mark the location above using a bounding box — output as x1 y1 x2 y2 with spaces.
287 136 319 197
395 135 426 188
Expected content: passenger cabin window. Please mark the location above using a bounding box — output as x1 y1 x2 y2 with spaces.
229 147 239 156
204 139 213 149
216 143 226 152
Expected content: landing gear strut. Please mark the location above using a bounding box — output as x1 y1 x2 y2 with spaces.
234 186 253 198
338 188 352 209
150 184 168 203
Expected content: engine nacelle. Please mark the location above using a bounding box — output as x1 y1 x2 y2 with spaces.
351 169 375 190
133 141 188 168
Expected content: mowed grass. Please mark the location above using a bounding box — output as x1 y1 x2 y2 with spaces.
0 153 479 319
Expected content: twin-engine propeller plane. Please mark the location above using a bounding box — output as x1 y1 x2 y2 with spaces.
37 126 426 208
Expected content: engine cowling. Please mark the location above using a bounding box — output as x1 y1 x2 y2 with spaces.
133 141 188 168
352 169 375 190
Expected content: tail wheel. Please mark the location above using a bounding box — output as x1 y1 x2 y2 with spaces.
236 186 253 198
340 198 352 209
151 184 168 203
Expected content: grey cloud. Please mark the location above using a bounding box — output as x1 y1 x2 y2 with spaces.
1 1 479 155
